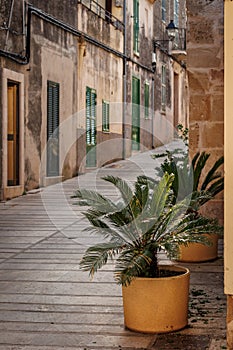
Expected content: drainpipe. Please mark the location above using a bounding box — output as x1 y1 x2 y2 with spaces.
122 0 127 159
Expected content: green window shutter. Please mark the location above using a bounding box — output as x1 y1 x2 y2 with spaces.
162 0 166 22
161 65 166 111
47 81 59 176
47 81 59 140
86 87 97 146
133 0 139 53
144 82 149 119
86 87 97 167
174 0 179 26
132 76 140 150
102 100 110 132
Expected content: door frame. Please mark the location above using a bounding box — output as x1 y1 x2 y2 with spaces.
1 68 24 200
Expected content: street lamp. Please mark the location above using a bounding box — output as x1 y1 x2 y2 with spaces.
166 20 178 41
152 20 178 71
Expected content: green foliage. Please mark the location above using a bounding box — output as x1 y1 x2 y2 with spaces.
152 125 224 211
73 173 223 286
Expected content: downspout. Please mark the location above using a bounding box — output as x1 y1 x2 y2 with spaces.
122 0 127 159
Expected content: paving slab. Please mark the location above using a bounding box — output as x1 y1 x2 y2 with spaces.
0 141 226 349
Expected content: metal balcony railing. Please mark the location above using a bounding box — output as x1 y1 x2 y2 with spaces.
78 0 124 32
171 28 186 51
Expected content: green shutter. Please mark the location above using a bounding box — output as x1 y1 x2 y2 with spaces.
132 77 140 150
102 100 110 132
162 0 166 22
86 87 97 167
161 65 166 111
47 81 59 177
144 82 149 119
133 0 139 53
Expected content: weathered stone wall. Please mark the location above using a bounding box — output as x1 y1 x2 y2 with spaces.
186 0 224 222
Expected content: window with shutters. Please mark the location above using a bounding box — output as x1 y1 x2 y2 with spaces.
144 82 150 119
132 76 140 150
174 0 179 26
86 87 97 167
47 81 59 177
86 87 97 146
133 0 139 54
162 0 166 23
161 65 166 112
102 100 110 132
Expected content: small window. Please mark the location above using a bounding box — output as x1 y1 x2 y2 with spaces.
174 0 179 27
102 100 110 132
86 87 97 145
144 82 150 119
162 0 166 23
133 0 139 54
47 81 60 176
161 65 166 111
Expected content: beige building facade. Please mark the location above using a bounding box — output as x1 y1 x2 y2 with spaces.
0 0 188 200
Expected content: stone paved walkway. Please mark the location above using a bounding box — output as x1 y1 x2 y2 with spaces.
0 141 226 349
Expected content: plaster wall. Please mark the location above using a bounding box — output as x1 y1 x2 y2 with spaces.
77 40 123 173
25 16 78 190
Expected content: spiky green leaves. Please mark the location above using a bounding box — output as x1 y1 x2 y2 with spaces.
73 173 223 286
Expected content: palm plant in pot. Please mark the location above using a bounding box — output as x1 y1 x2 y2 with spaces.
151 126 224 262
72 173 223 333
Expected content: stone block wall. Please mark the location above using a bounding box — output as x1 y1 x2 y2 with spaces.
186 0 224 222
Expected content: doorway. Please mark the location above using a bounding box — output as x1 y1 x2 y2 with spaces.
7 82 19 186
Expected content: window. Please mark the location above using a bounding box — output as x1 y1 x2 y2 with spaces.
86 87 97 167
161 65 166 111
133 0 139 54
162 0 166 23
132 76 140 150
47 81 59 176
174 0 179 26
102 100 110 132
144 82 150 119
86 87 97 146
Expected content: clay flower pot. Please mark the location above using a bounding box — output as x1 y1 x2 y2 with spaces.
122 265 190 333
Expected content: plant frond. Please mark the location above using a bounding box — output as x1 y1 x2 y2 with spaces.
102 175 133 207
149 173 174 218
193 152 210 191
72 189 117 213
80 242 121 277
201 156 224 191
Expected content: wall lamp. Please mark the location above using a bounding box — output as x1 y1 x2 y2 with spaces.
152 20 178 71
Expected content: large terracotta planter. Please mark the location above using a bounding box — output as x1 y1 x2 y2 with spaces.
122 265 190 333
178 234 218 263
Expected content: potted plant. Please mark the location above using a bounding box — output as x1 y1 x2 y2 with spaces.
151 126 224 262
72 173 222 333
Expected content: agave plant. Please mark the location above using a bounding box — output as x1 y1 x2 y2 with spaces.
73 173 223 286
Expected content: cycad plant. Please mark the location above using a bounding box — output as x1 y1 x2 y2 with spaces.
73 173 223 286
153 150 224 211
151 124 224 211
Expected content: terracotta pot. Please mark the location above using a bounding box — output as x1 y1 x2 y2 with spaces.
178 234 218 262
122 265 190 333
